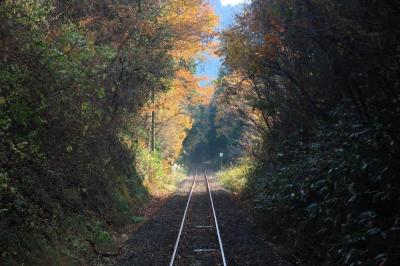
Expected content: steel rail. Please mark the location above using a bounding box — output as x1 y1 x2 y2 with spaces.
169 171 197 266
204 169 227 266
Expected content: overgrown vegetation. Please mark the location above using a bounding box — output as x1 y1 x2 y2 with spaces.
216 158 250 194
215 0 400 265
0 0 216 264
135 144 186 194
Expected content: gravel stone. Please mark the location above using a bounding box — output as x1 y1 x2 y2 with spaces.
115 171 292 266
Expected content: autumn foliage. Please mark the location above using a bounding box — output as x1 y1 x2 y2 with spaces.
0 0 216 264
217 0 400 265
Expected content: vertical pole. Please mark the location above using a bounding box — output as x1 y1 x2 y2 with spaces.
147 127 151 174
151 87 156 152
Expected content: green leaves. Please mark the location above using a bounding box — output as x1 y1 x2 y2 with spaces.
237 114 400 265
97 87 106 99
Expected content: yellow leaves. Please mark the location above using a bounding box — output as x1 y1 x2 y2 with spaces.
162 0 218 61
197 83 215 105
164 69 214 107
206 41 221 57
134 1 218 162
139 69 215 161
222 71 253 95
158 112 192 160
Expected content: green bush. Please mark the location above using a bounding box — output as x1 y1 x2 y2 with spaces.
243 110 400 265
217 159 251 193
135 144 186 193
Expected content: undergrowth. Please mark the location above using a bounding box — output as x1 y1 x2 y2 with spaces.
218 113 400 266
135 144 186 194
0 134 185 265
217 158 251 194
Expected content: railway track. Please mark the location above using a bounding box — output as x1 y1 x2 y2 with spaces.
169 170 227 266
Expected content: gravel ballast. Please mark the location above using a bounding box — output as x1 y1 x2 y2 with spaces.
116 171 292 266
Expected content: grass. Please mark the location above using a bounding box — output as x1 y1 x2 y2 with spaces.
135 144 187 195
216 158 252 193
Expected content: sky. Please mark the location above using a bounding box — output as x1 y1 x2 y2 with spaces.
197 0 244 85
220 0 245 6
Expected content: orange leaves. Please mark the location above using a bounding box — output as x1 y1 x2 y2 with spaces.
155 70 195 160
197 83 215 105
162 0 218 61
134 0 218 162
259 33 282 60
139 69 215 161
158 69 214 109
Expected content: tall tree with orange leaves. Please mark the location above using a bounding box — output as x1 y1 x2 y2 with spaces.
141 0 218 162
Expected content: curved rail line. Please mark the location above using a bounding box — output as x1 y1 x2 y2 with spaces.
169 169 227 266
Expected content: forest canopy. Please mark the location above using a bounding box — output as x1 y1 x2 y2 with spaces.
210 0 400 265
0 0 217 264
1 0 400 265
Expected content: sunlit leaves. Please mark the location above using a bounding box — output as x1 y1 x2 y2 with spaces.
161 0 218 61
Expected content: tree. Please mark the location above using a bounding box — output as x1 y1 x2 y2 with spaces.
0 0 218 264
218 0 400 265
